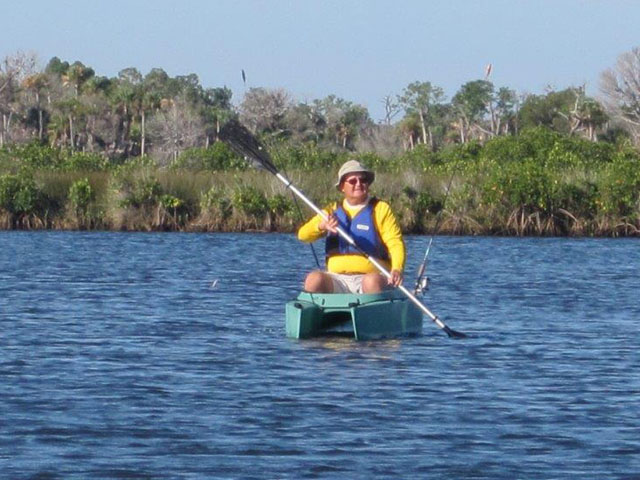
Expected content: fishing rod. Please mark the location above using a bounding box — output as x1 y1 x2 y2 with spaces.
221 119 466 339
413 166 458 295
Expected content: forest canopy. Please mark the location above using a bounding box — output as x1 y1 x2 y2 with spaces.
2 49 639 160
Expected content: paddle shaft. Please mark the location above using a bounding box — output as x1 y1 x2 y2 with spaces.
274 172 462 337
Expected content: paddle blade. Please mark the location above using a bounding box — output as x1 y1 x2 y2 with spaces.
443 325 467 339
220 119 279 175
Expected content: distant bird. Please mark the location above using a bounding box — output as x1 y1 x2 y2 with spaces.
241 69 246 85
485 63 492 79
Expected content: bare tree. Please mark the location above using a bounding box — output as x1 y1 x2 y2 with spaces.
147 96 205 164
600 47 640 143
239 87 292 135
381 95 401 126
553 85 607 141
0 51 38 146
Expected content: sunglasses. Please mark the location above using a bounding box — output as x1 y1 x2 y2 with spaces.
345 176 369 186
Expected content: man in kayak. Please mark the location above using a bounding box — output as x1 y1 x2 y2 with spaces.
297 159 405 294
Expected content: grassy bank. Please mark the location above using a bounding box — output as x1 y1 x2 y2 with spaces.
1 128 639 236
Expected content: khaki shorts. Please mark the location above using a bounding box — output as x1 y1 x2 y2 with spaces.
327 272 365 294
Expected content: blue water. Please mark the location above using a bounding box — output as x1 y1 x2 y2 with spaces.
1 232 639 479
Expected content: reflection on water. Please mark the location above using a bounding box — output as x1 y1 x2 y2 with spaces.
1 232 639 479
302 337 403 359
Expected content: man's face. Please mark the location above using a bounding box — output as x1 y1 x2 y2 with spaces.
340 173 370 203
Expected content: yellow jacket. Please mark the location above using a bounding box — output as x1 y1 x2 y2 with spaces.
297 198 405 274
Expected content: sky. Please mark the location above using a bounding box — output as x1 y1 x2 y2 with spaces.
3 0 640 121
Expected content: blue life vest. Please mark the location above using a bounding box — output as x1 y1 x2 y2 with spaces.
325 198 390 261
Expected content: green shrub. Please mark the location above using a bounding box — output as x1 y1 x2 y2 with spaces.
396 144 441 170
479 157 551 211
173 143 246 171
269 141 346 171
0 171 45 216
159 194 183 210
62 152 109 171
200 187 232 220
118 177 162 208
267 193 294 217
550 180 598 218
401 186 442 214
595 153 640 216
353 152 385 171
232 185 268 218
68 178 94 215
439 140 483 166
10 143 64 169
158 193 189 226
113 155 156 176
479 132 539 164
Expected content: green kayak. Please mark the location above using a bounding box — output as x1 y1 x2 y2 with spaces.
285 290 423 340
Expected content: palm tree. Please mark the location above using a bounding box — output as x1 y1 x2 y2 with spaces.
62 62 94 97
22 73 49 141
397 115 421 150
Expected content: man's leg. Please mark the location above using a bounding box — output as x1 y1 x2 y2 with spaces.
304 270 335 293
361 273 387 293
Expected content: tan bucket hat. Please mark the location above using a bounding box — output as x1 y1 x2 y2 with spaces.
334 160 375 189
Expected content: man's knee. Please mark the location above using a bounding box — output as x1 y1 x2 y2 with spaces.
361 273 387 293
304 271 333 293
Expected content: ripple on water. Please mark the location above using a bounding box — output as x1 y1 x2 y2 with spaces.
1 232 639 479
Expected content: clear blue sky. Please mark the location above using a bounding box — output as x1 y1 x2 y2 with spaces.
4 0 639 121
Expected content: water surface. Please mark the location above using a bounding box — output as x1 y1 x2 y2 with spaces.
1 232 639 479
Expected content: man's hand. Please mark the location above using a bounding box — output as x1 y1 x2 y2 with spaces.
319 214 338 234
388 269 403 287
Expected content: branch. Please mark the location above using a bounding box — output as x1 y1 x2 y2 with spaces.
472 123 496 137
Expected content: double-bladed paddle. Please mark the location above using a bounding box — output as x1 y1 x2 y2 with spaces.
220 119 466 339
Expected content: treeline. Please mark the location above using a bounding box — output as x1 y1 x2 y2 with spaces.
0 49 639 235
0 128 638 236
2 50 639 158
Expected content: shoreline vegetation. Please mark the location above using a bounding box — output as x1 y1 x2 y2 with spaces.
1 52 640 236
1 127 639 236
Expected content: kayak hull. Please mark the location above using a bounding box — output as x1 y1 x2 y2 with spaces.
285 290 423 340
